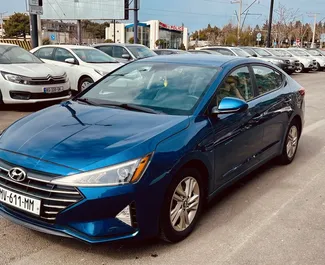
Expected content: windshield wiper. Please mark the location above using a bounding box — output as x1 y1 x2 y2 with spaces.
99 102 162 114
75 98 97 105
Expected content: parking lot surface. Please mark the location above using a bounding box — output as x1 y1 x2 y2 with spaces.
1 72 325 265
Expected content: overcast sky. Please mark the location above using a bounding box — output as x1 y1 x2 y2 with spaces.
5 0 325 33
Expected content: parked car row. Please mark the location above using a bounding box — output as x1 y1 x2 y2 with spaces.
0 42 321 106
153 46 325 76
0 43 157 105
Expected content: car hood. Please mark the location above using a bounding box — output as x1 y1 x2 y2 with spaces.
0 102 189 172
0 63 65 77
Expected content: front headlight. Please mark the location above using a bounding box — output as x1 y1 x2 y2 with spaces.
270 59 284 64
62 72 69 82
94 69 108 76
1 71 32 85
51 154 152 187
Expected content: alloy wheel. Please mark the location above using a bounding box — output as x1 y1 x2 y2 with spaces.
81 81 92 91
286 125 298 159
169 177 200 232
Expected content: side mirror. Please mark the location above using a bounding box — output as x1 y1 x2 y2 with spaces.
65 58 77 64
252 54 257 57
122 54 131 60
212 97 248 115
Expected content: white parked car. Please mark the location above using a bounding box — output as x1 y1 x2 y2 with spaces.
0 44 71 105
30 45 123 92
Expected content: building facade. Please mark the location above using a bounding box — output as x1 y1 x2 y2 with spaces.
105 20 189 50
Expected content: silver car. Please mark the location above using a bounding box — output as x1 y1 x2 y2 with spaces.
286 49 317 73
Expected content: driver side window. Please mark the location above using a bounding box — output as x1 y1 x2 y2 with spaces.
216 66 254 105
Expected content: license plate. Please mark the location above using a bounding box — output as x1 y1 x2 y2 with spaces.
44 87 64 94
0 186 41 215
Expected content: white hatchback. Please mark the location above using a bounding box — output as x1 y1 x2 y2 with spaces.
0 44 71 105
30 45 123 93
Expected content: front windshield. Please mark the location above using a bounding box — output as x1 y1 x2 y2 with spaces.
290 50 309 56
126 46 157 59
0 45 42 64
307 50 322 56
79 61 219 115
241 48 255 56
272 49 293 57
232 48 250 57
253 48 272 57
71 48 117 63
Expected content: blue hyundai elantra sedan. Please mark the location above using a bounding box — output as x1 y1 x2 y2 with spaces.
0 54 305 243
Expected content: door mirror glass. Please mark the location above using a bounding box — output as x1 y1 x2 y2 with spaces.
252 54 257 57
122 54 131 60
65 58 77 64
212 97 248 115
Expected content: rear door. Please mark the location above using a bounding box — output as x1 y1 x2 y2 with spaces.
249 64 291 161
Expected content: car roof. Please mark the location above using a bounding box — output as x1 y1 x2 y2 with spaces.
139 54 260 67
36 45 95 49
0 43 17 47
93 43 145 47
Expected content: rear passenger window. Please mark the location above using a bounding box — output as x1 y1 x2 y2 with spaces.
252 66 283 95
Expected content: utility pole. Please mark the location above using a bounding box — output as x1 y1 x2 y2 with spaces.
231 0 242 44
308 12 320 48
267 0 274 47
134 0 139 44
0 11 7 39
113 19 116 43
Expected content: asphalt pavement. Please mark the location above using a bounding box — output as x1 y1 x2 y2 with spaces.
1 72 325 265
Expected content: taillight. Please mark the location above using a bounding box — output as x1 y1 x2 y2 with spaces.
299 87 305 96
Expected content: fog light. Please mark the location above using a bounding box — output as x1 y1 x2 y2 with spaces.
116 205 132 226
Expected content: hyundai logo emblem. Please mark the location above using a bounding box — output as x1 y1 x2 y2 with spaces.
8 167 27 182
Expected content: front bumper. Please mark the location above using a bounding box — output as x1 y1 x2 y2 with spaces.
0 154 164 243
1 80 71 104
0 183 154 243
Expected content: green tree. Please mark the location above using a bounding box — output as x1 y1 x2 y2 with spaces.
104 39 114 43
4 13 30 40
179 43 186 50
129 37 134 44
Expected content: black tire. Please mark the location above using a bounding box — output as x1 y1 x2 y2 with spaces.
316 63 321 71
278 120 301 165
160 168 204 243
78 77 93 93
0 90 4 109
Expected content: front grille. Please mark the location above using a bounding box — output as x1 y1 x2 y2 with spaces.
0 161 83 223
29 76 67 85
10 90 71 100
